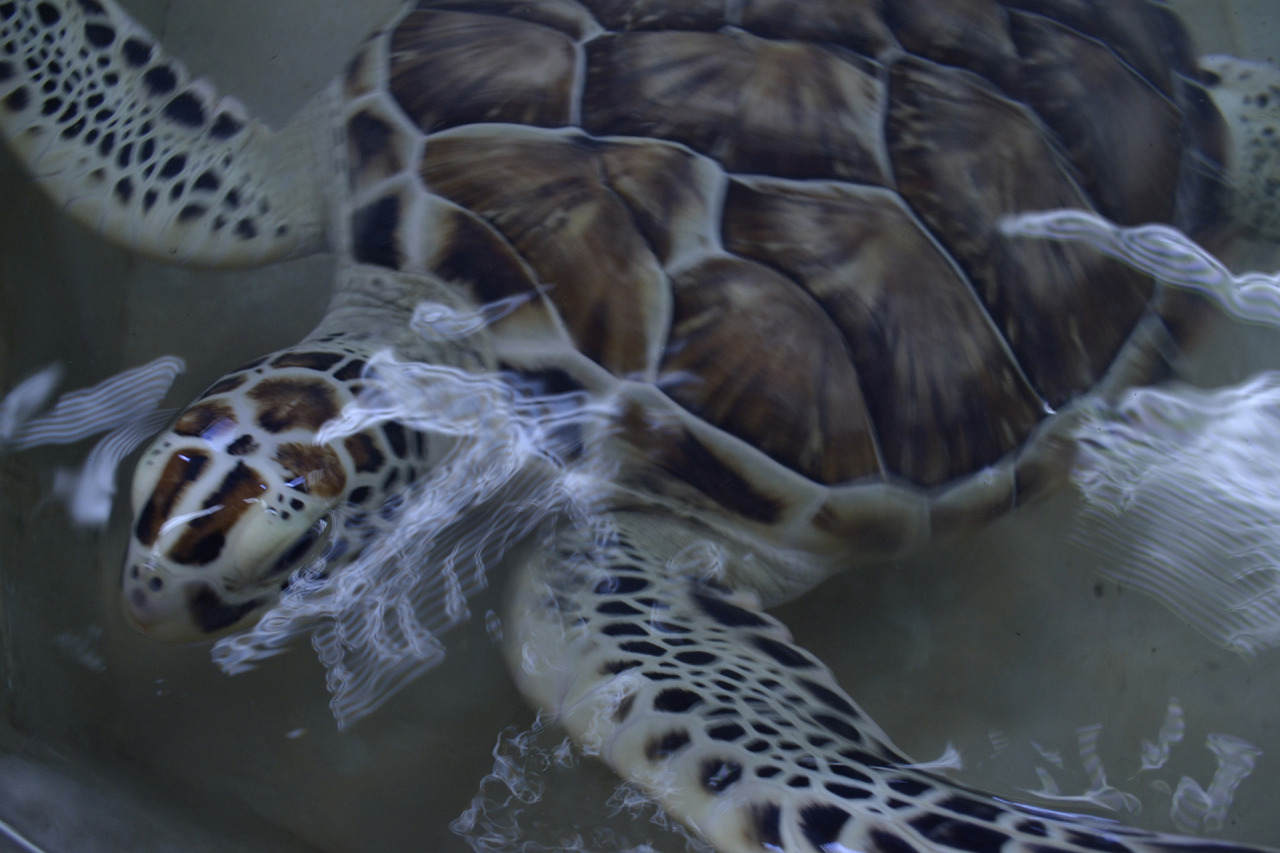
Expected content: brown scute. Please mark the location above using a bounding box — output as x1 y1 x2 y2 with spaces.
247 377 342 433
619 403 786 525
579 0 724 32
423 131 667 375
431 206 542 305
270 351 346 372
598 141 718 267
173 401 236 439
415 0 597 40
389 9 575 135
582 31 888 183
883 0 1021 93
168 461 268 566
353 194 403 270
274 443 349 499
347 109 404 192
343 431 386 474
134 449 210 546
738 0 895 58
1009 11 1182 227
1003 0 1188 98
662 256 880 486
201 373 247 397
886 56 1152 408
723 180 1044 486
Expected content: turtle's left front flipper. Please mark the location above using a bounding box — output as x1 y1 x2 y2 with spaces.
507 511 1279 853
0 0 326 267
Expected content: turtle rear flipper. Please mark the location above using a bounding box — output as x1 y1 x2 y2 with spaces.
0 0 326 267
508 511 1280 853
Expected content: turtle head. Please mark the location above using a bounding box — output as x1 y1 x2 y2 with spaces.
121 354 403 641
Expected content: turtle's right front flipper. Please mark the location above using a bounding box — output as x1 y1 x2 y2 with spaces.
508 511 1280 853
0 0 326 267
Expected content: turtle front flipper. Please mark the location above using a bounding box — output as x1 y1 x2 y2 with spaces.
0 0 326 266
507 511 1279 853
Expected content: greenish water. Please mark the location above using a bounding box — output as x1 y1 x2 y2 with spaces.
2 1 1280 851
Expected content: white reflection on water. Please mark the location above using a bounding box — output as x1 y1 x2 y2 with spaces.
0 356 183 527
453 716 712 853
1005 209 1280 656
1001 209 1280 327
213 302 619 730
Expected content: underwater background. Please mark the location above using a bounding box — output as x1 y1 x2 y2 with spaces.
1 1 1280 850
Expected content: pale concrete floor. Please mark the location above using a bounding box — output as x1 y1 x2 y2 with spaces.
2 2 1280 851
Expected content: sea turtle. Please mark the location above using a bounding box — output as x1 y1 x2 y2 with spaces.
2 0 1280 850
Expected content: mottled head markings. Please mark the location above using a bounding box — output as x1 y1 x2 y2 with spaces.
226 434 259 456
273 442 347 498
134 448 210 546
343 431 386 473
247 377 341 433
187 584 263 635
167 461 268 566
173 400 237 438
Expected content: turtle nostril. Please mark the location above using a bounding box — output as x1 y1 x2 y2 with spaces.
147 576 163 592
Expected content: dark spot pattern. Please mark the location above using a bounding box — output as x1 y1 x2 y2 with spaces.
84 23 113 48
751 802 783 850
248 377 341 433
226 434 259 456
209 111 244 139
871 829 921 853
187 584 260 635
121 37 152 66
800 803 852 850
752 634 816 669
353 196 402 268
645 729 691 761
343 432 385 474
173 401 236 438
142 65 177 96
941 795 1005 823
692 590 769 628
700 758 742 793
333 358 366 382
273 443 347 499
382 421 408 457
653 688 702 713
910 813 1009 852
35 2 58 26
167 461 267 565
134 449 209 546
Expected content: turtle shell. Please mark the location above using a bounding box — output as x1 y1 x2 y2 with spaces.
339 0 1228 565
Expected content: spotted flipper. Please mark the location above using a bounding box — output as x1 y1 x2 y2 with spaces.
1202 55 1280 243
0 0 325 266
507 511 1278 853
